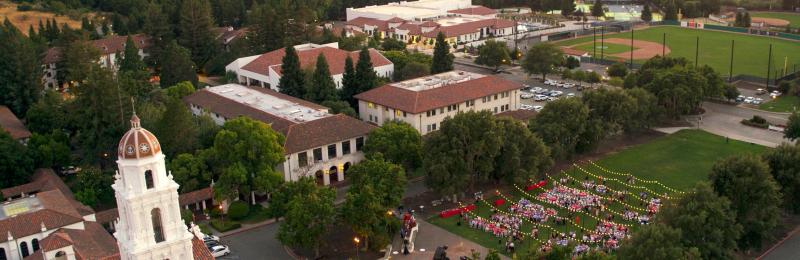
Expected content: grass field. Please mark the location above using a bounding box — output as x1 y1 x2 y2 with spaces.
573 42 637 55
758 95 800 113
0 1 86 35
429 130 768 257
554 26 800 78
752 12 800 26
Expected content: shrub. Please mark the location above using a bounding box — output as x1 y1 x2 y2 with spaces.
181 209 194 225
227 201 250 220
210 219 241 232
17 4 32 11
741 115 769 128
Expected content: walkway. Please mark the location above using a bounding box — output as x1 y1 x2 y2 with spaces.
759 226 800 260
389 219 511 260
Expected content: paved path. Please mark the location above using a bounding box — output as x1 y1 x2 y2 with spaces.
389 220 510 260
699 102 791 147
760 226 800 260
218 223 293 260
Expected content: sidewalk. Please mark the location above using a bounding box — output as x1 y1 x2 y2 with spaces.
389 219 510 260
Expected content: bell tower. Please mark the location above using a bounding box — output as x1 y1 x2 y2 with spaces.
112 114 194 260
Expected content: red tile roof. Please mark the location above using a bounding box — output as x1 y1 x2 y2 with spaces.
422 18 514 38
0 190 85 243
346 17 389 31
448 6 497 16
41 34 151 64
283 114 375 154
395 23 422 34
419 21 440 28
241 47 392 77
386 17 407 23
42 47 63 64
192 237 216 260
39 222 120 260
0 105 31 140
354 73 523 114
179 187 213 206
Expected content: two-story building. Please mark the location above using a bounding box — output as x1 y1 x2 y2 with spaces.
225 43 394 90
0 106 31 143
41 34 151 91
184 84 376 185
354 70 523 134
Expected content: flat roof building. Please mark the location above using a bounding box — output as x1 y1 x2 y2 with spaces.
354 71 523 134
184 84 376 186
346 0 473 21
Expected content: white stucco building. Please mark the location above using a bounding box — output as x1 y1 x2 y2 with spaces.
225 43 394 90
184 84 376 186
345 0 473 21
354 71 524 134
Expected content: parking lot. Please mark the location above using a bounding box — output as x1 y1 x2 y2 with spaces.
519 78 586 110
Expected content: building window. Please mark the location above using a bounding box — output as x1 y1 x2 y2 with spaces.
0 248 6 260
403 111 407 117
368 102 375 108
313 148 323 162
466 100 475 107
145 170 154 189
342 141 351 155
494 94 498 100
395 110 402 117
298 152 308 167
20 242 29 257
151 208 165 243
494 107 498 113
32 239 39 251
328 144 337 159
439 108 444 113
356 137 364 151
426 110 437 117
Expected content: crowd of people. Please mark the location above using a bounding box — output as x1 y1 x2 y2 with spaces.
509 198 557 223
538 185 605 213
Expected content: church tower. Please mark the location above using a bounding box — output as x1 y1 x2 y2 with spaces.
112 114 194 260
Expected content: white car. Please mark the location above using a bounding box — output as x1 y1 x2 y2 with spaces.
531 87 543 93
771 91 782 97
520 93 534 99
532 105 543 111
547 96 559 101
562 83 575 89
535 88 548 94
566 93 576 98
550 91 564 97
210 245 231 257
544 79 557 85
521 104 533 110
203 234 220 243
534 94 549 101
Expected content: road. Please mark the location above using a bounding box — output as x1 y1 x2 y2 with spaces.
699 102 791 147
760 227 800 260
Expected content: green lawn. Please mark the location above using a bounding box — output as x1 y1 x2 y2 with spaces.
573 42 637 55
752 12 800 26
592 129 769 191
554 26 800 78
758 95 800 113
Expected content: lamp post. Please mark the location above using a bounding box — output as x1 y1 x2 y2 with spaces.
219 205 224 225
353 237 361 259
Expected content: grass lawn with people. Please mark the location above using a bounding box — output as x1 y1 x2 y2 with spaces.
752 12 800 26
553 26 800 78
758 95 800 113
573 42 637 55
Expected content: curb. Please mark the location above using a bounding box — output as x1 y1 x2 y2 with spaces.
284 245 303 260
736 104 794 116
219 218 278 238
756 226 800 260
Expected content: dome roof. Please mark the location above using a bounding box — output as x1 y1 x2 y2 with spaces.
117 114 162 159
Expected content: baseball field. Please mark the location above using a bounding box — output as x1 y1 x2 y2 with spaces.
555 26 800 78
752 12 800 26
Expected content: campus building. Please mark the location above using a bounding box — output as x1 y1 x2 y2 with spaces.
345 0 514 49
225 43 394 90
184 84 376 186
41 34 151 91
354 71 523 134
0 105 32 143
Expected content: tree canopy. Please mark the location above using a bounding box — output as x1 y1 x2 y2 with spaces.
431 32 453 74
277 177 336 258
763 143 800 213
305 53 338 103
522 43 563 81
786 111 800 141
278 46 306 98
475 40 510 72
160 41 199 87
363 121 423 171
617 224 700 260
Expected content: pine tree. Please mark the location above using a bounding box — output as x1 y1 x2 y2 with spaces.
744 12 752 27
341 56 358 107
277 46 306 98
305 54 338 103
355 47 378 94
160 41 198 87
431 32 453 74
247 3 288 53
178 0 216 67
664 1 679 21
560 0 575 17
591 0 605 18
143 2 173 68
641 4 653 22
119 36 146 73
0 20 42 116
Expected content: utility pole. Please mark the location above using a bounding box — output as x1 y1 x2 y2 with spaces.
729 40 734 82
766 44 772 87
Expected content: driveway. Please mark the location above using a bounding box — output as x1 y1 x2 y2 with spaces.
217 223 293 260
699 102 791 147
389 220 511 260
760 227 800 260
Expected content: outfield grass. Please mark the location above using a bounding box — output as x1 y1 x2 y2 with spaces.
554 26 800 78
758 95 800 113
573 42 637 55
592 129 769 191
752 12 800 26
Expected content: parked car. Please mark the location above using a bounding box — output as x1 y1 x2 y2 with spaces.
203 234 220 243
209 245 231 257
534 94 549 101
770 91 782 98
59 166 81 176
531 87 543 93
566 93 576 98
547 96 559 101
756 88 767 95
520 93 534 99
549 91 563 97
205 240 222 248
532 105 543 111
736 95 746 103
562 83 575 89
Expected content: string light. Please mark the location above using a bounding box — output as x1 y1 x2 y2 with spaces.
573 164 674 199
555 170 652 212
587 161 685 194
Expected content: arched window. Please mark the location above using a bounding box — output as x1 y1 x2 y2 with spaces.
20 242 29 257
145 170 154 189
55 251 66 260
32 238 39 251
0 248 6 260
151 208 165 243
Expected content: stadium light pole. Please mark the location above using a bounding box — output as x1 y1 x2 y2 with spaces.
694 36 699 68
766 44 773 87
593 27 597 63
630 26 634 69
729 40 734 82
662 32 666 57
601 26 605 63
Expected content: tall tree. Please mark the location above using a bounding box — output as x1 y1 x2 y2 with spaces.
70 68 128 164
305 54 338 103
623 88 661 132
28 131 71 169
143 2 173 68
355 47 378 94
664 1 679 21
247 2 288 53
521 43 563 81
475 40 510 72
492 117 553 185
209 117 285 203
169 153 211 193
340 56 358 107
160 41 199 87
0 132 33 188
617 224 701 260
25 90 67 134
154 99 199 156
424 111 501 196
709 155 782 250
786 111 800 141
0 20 41 116
430 32 453 74
277 46 306 97
277 178 336 258
62 38 102 85
529 98 591 159
363 121 423 171
591 0 605 17
341 155 406 250
119 36 147 73
763 143 800 213
74 167 114 207
641 4 653 22
560 0 576 16
178 0 217 67
660 182 741 259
